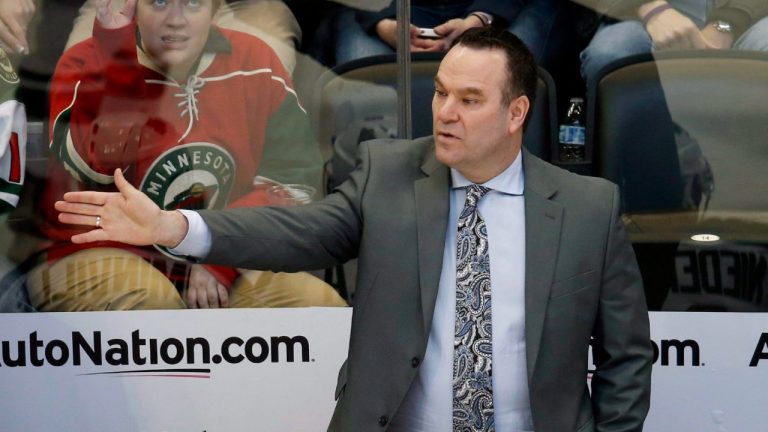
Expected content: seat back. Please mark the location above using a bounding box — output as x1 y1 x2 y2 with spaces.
590 51 768 213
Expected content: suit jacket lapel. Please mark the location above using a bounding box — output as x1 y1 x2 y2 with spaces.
415 147 450 344
522 149 563 381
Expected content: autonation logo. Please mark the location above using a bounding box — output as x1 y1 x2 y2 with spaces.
0 330 311 377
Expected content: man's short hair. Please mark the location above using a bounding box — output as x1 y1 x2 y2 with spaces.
452 27 538 130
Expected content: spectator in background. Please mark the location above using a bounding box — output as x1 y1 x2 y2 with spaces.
334 0 569 69
26 0 343 311
68 0 302 74
581 0 768 84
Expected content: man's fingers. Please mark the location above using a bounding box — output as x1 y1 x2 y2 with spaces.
62 191 111 206
55 201 102 217
185 285 198 309
59 212 102 227
207 279 220 308
71 229 110 244
197 283 210 308
687 30 708 49
217 284 229 308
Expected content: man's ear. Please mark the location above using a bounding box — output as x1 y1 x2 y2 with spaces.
507 95 530 135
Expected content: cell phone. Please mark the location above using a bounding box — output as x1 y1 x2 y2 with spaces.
418 28 442 39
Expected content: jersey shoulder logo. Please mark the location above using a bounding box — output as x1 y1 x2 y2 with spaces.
0 48 19 84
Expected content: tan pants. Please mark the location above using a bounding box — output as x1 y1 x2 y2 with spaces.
27 248 347 311
67 0 301 74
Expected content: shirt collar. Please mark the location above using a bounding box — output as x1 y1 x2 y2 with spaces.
450 152 524 196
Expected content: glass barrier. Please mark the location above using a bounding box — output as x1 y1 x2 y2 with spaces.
0 0 766 314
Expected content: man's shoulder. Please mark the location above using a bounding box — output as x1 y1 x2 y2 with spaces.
359 136 435 164
523 150 617 200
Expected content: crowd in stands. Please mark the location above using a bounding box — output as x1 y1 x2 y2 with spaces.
0 0 767 312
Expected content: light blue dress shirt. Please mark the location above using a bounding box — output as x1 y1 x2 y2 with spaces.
172 153 532 431
389 153 532 431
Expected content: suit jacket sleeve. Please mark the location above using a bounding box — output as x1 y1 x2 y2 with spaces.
196 141 374 272
591 185 653 431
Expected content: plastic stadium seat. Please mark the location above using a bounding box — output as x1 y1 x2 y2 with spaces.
589 50 768 214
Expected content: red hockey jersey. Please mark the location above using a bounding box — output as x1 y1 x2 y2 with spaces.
42 21 323 287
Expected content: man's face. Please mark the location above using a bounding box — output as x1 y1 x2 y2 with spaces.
432 45 526 183
136 0 214 79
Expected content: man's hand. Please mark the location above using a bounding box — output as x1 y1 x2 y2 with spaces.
95 0 137 30
0 0 35 54
185 265 230 309
422 16 486 52
640 1 707 50
701 22 734 49
55 168 189 247
375 18 422 49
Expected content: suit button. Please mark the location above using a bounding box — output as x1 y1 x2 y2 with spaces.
411 357 420 368
378 415 389 426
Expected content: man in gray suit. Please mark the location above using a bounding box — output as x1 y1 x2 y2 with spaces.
57 27 652 432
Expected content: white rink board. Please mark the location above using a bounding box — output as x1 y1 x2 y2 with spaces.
1 310 767 431
644 312 768 432
0 308 352 432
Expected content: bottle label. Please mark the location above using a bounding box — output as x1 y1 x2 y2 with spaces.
559 125 585 146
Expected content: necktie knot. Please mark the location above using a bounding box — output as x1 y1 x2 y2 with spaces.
465 184 491 208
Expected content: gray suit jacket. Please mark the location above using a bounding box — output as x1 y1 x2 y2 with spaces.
199 136 652 432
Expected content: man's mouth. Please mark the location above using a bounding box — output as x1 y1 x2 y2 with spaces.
437 131 459 141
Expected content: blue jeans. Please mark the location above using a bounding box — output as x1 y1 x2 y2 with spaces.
334 0 563 66
580 0 768 85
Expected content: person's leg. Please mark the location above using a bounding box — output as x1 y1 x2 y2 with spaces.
732 17 768 52
580 20 652 85
333 8 393 66
229 270 347 308
581 23 684 213
507 0 566 69
215 0 301 74
27 248 185 311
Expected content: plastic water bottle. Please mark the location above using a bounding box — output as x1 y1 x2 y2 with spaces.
558 97 585 162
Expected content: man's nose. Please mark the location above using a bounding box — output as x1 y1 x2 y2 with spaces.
436 97 459 123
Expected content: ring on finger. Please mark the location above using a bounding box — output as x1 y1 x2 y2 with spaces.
95 216 102 228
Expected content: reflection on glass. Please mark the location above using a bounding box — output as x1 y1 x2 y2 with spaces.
0 0 352 313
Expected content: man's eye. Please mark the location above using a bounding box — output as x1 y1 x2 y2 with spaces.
434 89 447 97
153 0 167 6
186 0 201 6
463 99 478 104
